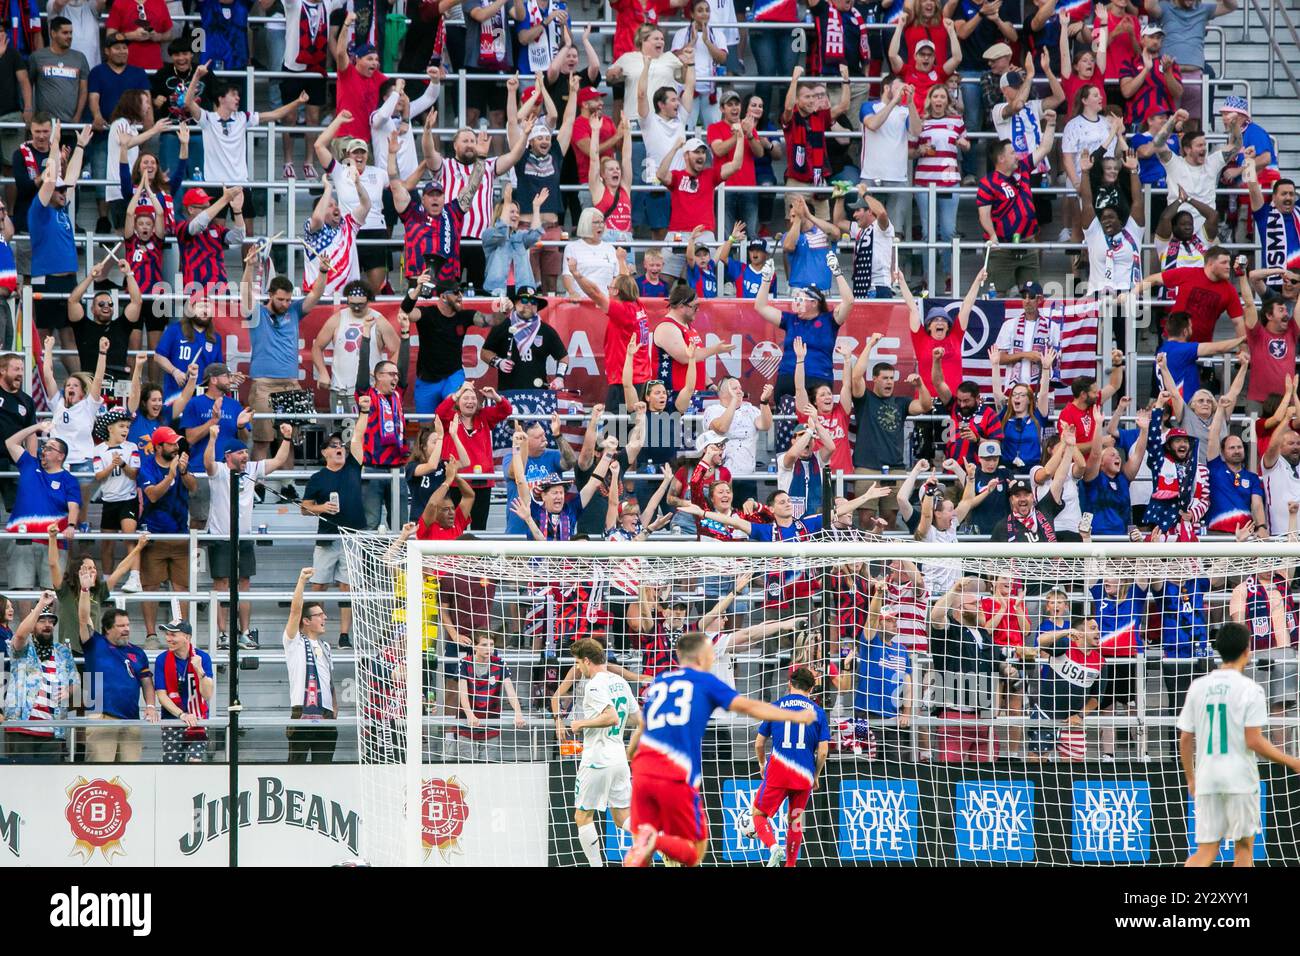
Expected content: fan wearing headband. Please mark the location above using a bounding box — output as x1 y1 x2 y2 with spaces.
754 248 854 402
311 280 399 416
91 407 143 587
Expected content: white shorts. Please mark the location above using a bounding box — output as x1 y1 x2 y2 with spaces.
1194 791 1261 846
575 762 631 813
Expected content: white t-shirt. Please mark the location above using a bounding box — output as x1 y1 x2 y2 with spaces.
1084 217 1144 293
1263 453 1300 535
919 523 960 597
640 111 685 182
106 119 140 202
199 110 260 182
1176 668 1267 794
1162 151 1227 234
670 26 728 95
614 52 683 116
327 310 384 393
207 458 268 536
579 669 638 770
64 0 102 69
370 86 438 182
282 628 336 713
859 101 910 182
1060 113 1113 179
709 629 737 689
49 394 101 466
329 159 387 232
993 310 1060 388
562 239 619 295
992 99 1049 173
850 221 896 289
702 401 763 475
702 0 739 45
92 440 141 502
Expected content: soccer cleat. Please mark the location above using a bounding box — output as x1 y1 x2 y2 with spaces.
766 845 786 868
121 569 142 593
622 824 658 868
283 162 297 179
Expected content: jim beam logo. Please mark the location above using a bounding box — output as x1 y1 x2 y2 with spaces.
65 777 133 863
422 777 469 862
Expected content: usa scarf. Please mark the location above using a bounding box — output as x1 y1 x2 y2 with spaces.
510 312 542 359
301 636 329 719
1003 510 1057 543
163 648 208 740
374 387 405 451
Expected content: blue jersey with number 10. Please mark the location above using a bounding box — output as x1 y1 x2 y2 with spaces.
757 694 831 788
637 668 739 788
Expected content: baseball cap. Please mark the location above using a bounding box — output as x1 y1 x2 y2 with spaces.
353 42 378 58
978 440 1002 459
160 620 193 636
720 89 742 105
683 137 708 153
435 278 463 295
344 137 370 156
37 607 58 621
511 285 548 307
1007 479 1032 495
203 362 231 382
151 425 182 445
999 70 1025 90
1140 23 1164 36
914 39 936 53
220 437 249 457
1021 280 1045 299
694 430 729 452
983 42 1013 61
1166 427 1191 440
422 180 445 196
577 87 606 105
181 187 212 208
748 238 771 254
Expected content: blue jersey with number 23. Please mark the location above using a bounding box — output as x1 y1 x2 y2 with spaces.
636 668 739 788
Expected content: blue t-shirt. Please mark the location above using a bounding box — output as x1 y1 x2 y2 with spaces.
129 408 171 448
5 450 81 534
137 454 191 533
724 259 779 299
786 230 833 290
248 300 305 379
83 632 152 720
640 667 738 787
1001 410 1047 468
636 276 670 297
1235 122 1278 172
756 693 830 785
853 634 911 718
88 64 150 132
156 322 224 402
748 513 824 542
1157 578 1210 658
683 262 720 298
1130 131 1177 187
1206 459 1261 533
1090 582 1147 655
154 648 214 720
179 393 245 464
504 448 562 535
1081 471 1132 537
29 196 78 277
528 496 583 540
778 310 836 381
1158 339 1200 399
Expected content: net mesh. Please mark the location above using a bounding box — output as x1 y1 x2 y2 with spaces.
343 530 1300 867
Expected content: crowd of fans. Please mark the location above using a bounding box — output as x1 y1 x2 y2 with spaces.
0 0 1297 766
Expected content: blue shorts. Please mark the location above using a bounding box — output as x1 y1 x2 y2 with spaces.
413 370 466 415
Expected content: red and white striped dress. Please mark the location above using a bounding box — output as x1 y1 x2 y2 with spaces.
438 156 499 240
912 115 965 191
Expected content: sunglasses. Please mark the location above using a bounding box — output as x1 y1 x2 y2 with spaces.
645 379 666 389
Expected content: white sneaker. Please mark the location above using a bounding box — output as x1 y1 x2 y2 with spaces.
766 845 786 867
121 570 142 593
1057 227 1072 244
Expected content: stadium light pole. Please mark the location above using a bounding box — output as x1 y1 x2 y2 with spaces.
228 461 241 868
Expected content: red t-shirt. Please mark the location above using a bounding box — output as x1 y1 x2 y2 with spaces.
910 325 962 397
900 64 950 108
1061 73 1105 120
107 0 173 70
337 62 388 143
706 121 757 187
573 114 617 183
1246 321 1300 403
980 595 1027 648
434 396 512 486
604 299 655 385
1058 401 1099 448
797 405 853 474
610 0 674 58
416 511 470 540
903 24 949 66
1161 267 1244 342
667 167 721 235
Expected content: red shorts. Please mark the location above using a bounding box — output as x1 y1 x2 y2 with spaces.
753 781 812 820
630 774 709 843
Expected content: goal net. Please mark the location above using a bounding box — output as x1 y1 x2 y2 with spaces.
342 532 1300 867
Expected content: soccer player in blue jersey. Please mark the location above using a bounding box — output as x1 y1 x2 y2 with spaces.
750 667 830 867
623 631 816 867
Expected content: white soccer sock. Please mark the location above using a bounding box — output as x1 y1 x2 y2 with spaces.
618 817 633 833
577 823 604 866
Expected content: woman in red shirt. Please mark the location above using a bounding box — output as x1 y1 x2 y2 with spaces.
435 383 513 530
1093 1 1139 83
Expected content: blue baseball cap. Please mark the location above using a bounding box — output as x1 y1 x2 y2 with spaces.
353 42 377 58
220 437 249 457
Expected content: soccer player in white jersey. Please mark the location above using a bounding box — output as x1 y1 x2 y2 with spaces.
568 638 640 866
1178 622 1300 867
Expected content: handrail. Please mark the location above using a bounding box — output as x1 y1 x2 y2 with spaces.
1250 0 1300 99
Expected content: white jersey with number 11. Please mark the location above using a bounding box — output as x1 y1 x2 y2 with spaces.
1176 669 1267 795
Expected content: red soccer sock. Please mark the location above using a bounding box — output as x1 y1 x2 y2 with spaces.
654 833 700 866
752 813 776 849
784 826 804 867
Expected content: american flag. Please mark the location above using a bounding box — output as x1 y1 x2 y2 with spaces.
490 388 586 462
922 297 1101 409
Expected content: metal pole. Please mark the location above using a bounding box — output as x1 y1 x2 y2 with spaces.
227 462 241 868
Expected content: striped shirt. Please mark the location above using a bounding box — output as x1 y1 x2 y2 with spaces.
438 156 497 240
1119 59 1182 127
175 217 232 288
912 115 965 189
126 235 165 295
457 653 511 740
975 157 1038 242
301 213 361 295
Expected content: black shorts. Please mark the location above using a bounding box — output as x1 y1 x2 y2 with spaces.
1095 657 1140 709
141 295 170 333
278 73 328 108
100 497 140 530
33 273 77 331
356 227 393 272
207 539 257 580
465 68 509 116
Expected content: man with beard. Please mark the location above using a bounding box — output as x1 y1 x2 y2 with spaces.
1144 414 1210 535
1055 352 1126 457
992 280 1059 390
1248 170 1299 294
989 477 1058 542
154 296 224 408
1261 414 1300 536
931 372 1004 467
3 590 79 762
311 280 400 418
137 425 197 642
481 286 570 392
400 273 487 414
179 363 252 469
67 254 143 388
79 576 158 763
1204 396 1266 535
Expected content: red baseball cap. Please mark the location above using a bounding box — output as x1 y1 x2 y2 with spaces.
151 426 181 445
577 87 606 106
1166 428 1190 440
181 187 212 208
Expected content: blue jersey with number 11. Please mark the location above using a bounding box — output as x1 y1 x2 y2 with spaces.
637 668 739 788
758 694 831 787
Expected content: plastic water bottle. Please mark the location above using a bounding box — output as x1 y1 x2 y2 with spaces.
465 281 476 298
984 282 997 300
